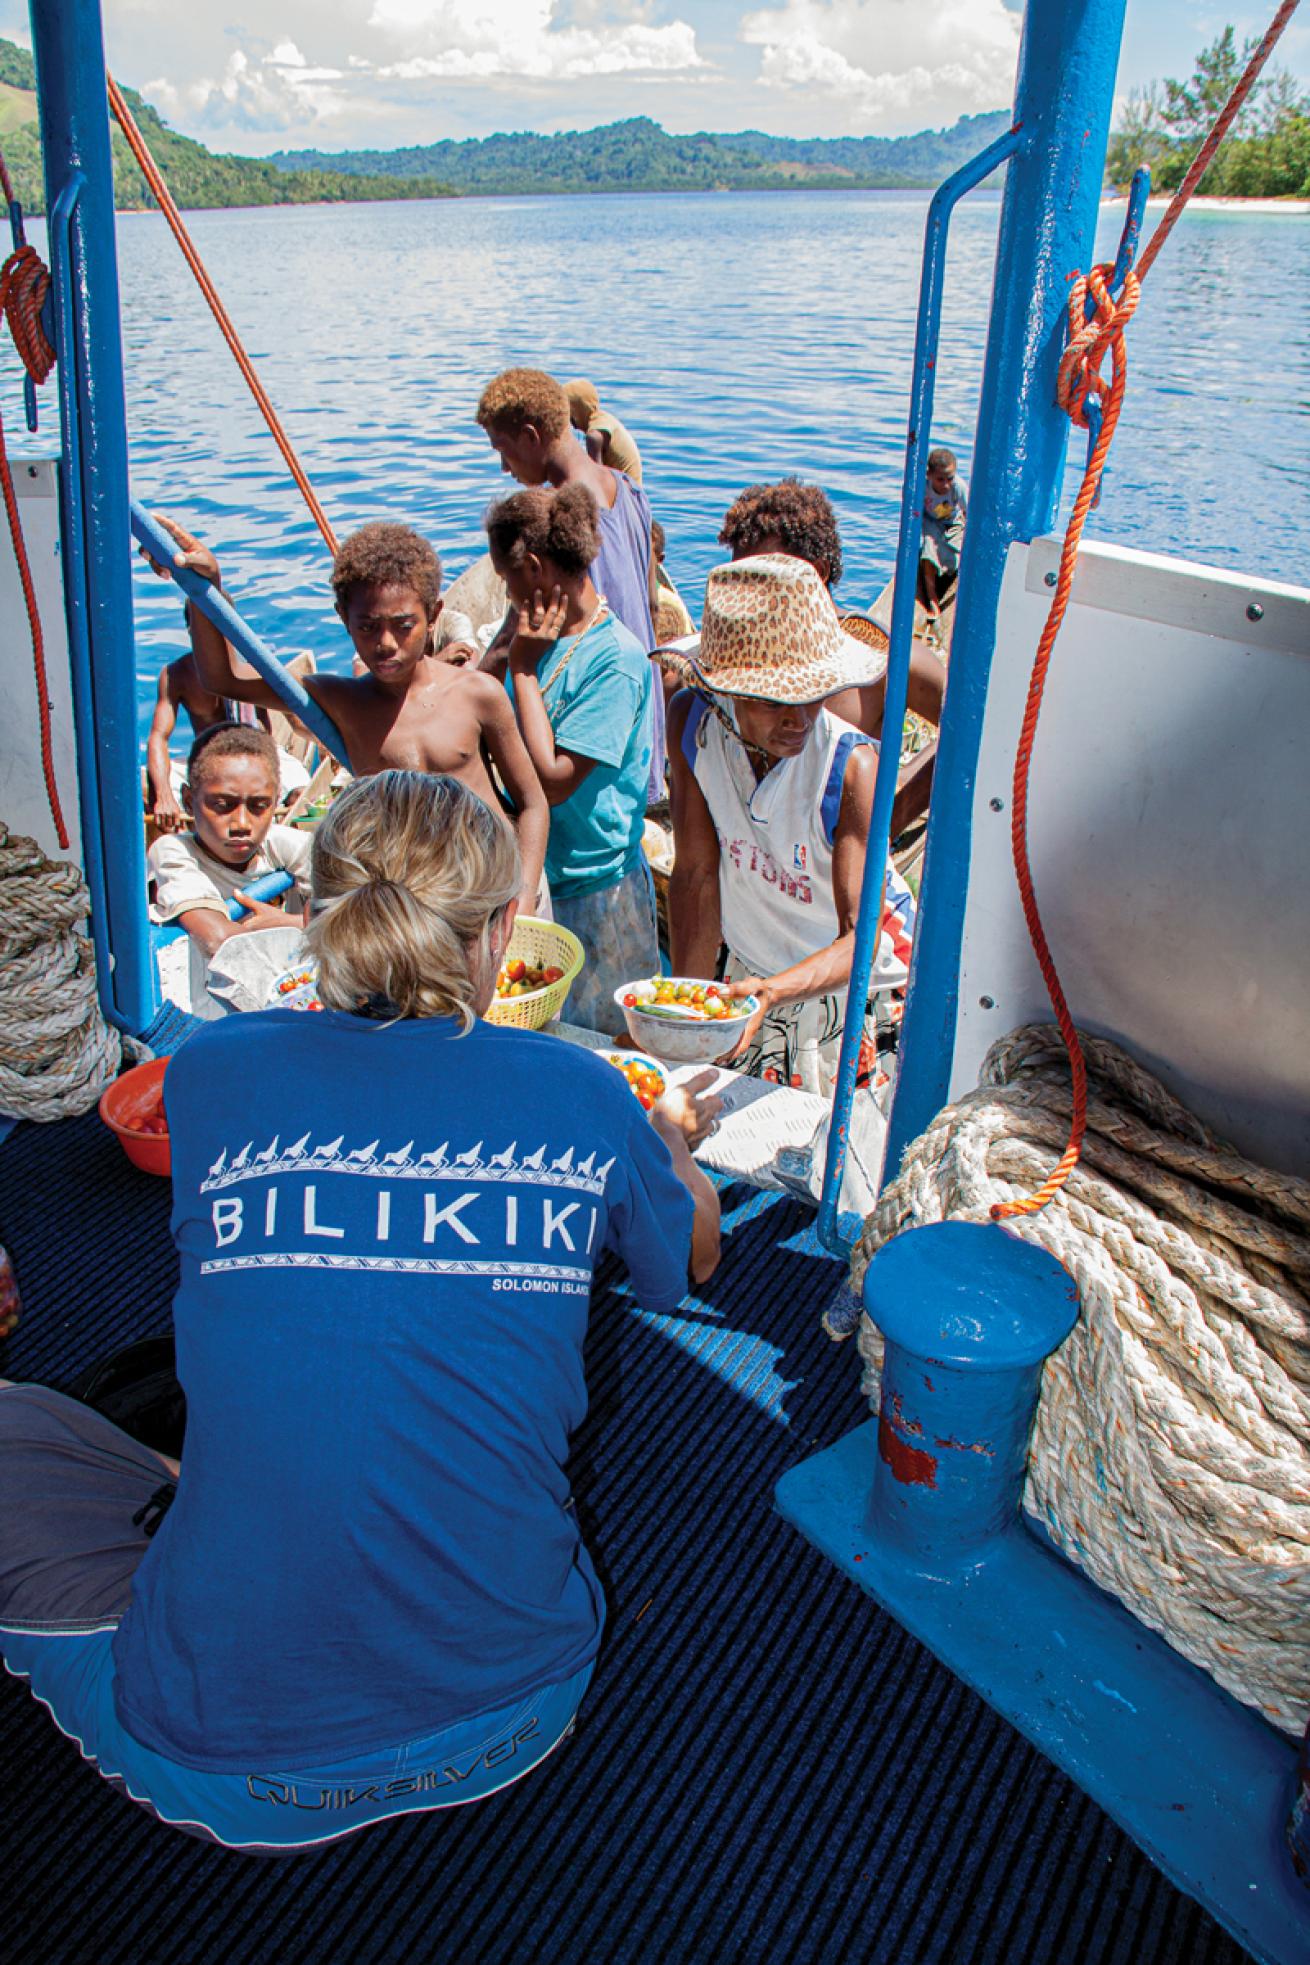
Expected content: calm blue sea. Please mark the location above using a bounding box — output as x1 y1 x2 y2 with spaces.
7 189 1309 750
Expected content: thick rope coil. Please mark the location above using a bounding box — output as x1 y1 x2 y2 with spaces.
0 824 138 1121
853 1026 1310 1737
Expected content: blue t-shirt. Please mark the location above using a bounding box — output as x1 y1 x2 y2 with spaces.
511 613 653 900
111 1009 693 1772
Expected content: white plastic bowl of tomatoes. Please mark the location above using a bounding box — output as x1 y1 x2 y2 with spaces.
601 1050 669 1111
613 975 758 1065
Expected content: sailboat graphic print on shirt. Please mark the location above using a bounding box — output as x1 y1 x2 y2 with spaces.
203 1137 614 1196
199 1134 617 1290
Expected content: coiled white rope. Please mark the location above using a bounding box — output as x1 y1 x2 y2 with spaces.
0 823 134 1121
854 1025 1310 1736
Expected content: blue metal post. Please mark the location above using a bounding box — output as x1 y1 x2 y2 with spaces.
884 0 1130 1178
31 0 156 1034
151 869 296 954
865 1223 1077 1562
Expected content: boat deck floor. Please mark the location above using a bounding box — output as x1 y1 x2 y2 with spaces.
0 1111 1248 1964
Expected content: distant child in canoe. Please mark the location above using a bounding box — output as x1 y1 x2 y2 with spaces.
918 446 968 618
146 514 548 917
650 519 695 644
147 721 310 1018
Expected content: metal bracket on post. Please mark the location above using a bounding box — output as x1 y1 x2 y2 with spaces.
816 123 1023 1256
1084 166 1151 509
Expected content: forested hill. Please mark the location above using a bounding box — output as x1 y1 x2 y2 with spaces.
0 38 453 212
270 112 1012 196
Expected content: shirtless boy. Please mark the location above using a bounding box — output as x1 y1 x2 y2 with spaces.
150 515 548 913
144 654 233 832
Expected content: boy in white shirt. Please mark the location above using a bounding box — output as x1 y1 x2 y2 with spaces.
148 722 310 1016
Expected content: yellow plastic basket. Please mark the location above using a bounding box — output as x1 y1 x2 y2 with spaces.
483 916 585 1031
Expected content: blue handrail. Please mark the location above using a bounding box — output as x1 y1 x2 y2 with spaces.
151 868 295 952
130 501 349 767
816 122 1024 1256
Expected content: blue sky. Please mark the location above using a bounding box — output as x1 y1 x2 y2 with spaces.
1 2 1305 154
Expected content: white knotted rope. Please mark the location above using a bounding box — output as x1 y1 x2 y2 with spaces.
853 1025 1310 1736
0 823 134 1121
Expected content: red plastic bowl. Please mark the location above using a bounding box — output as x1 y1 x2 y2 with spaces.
99 1055 172 1177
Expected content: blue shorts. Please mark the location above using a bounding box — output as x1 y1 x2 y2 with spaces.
0 1383 592 1853
553 855 659 1039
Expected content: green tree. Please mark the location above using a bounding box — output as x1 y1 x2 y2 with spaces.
1107 24 1309 198
1162 27 1267 142
1105 83 1172 185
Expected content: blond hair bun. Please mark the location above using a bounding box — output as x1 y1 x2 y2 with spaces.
305 772 520 1027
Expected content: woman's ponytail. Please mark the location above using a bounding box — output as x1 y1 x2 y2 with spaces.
304 772 520 1026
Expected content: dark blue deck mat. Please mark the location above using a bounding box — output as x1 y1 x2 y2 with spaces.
0 1112 1249 1964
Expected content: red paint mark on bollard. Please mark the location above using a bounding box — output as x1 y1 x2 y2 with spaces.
878 1414 938 1487
934 1435 996 1458
923 1375 935 1392
889 1392 924 1437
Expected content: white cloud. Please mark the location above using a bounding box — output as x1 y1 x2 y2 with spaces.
146 45 349 133
740 0 1019 128
139 2 706 140
369 0 706 83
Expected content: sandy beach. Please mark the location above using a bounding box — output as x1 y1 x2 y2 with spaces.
1105 193 1308 214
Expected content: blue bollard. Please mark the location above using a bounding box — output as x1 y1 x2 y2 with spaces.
777 1212 1310 1960
1290 1718 1310 1889
864 1221 1078 1567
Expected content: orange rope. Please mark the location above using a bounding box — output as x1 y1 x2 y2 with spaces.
106 76 340 557
991 0 1299 1223
0 232 68 847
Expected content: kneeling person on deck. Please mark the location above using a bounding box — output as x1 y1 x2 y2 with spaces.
0 771 720 1852
665 555 916 1097
147 513 548 919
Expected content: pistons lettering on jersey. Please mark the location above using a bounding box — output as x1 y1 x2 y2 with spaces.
719 833 813 905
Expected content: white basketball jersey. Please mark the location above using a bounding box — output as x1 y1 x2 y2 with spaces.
682 699 914 985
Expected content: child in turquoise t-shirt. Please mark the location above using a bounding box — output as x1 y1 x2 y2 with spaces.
486 482 658 1036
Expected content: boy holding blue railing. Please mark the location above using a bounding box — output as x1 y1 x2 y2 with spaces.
148 721 310 1018
145 513 549 919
